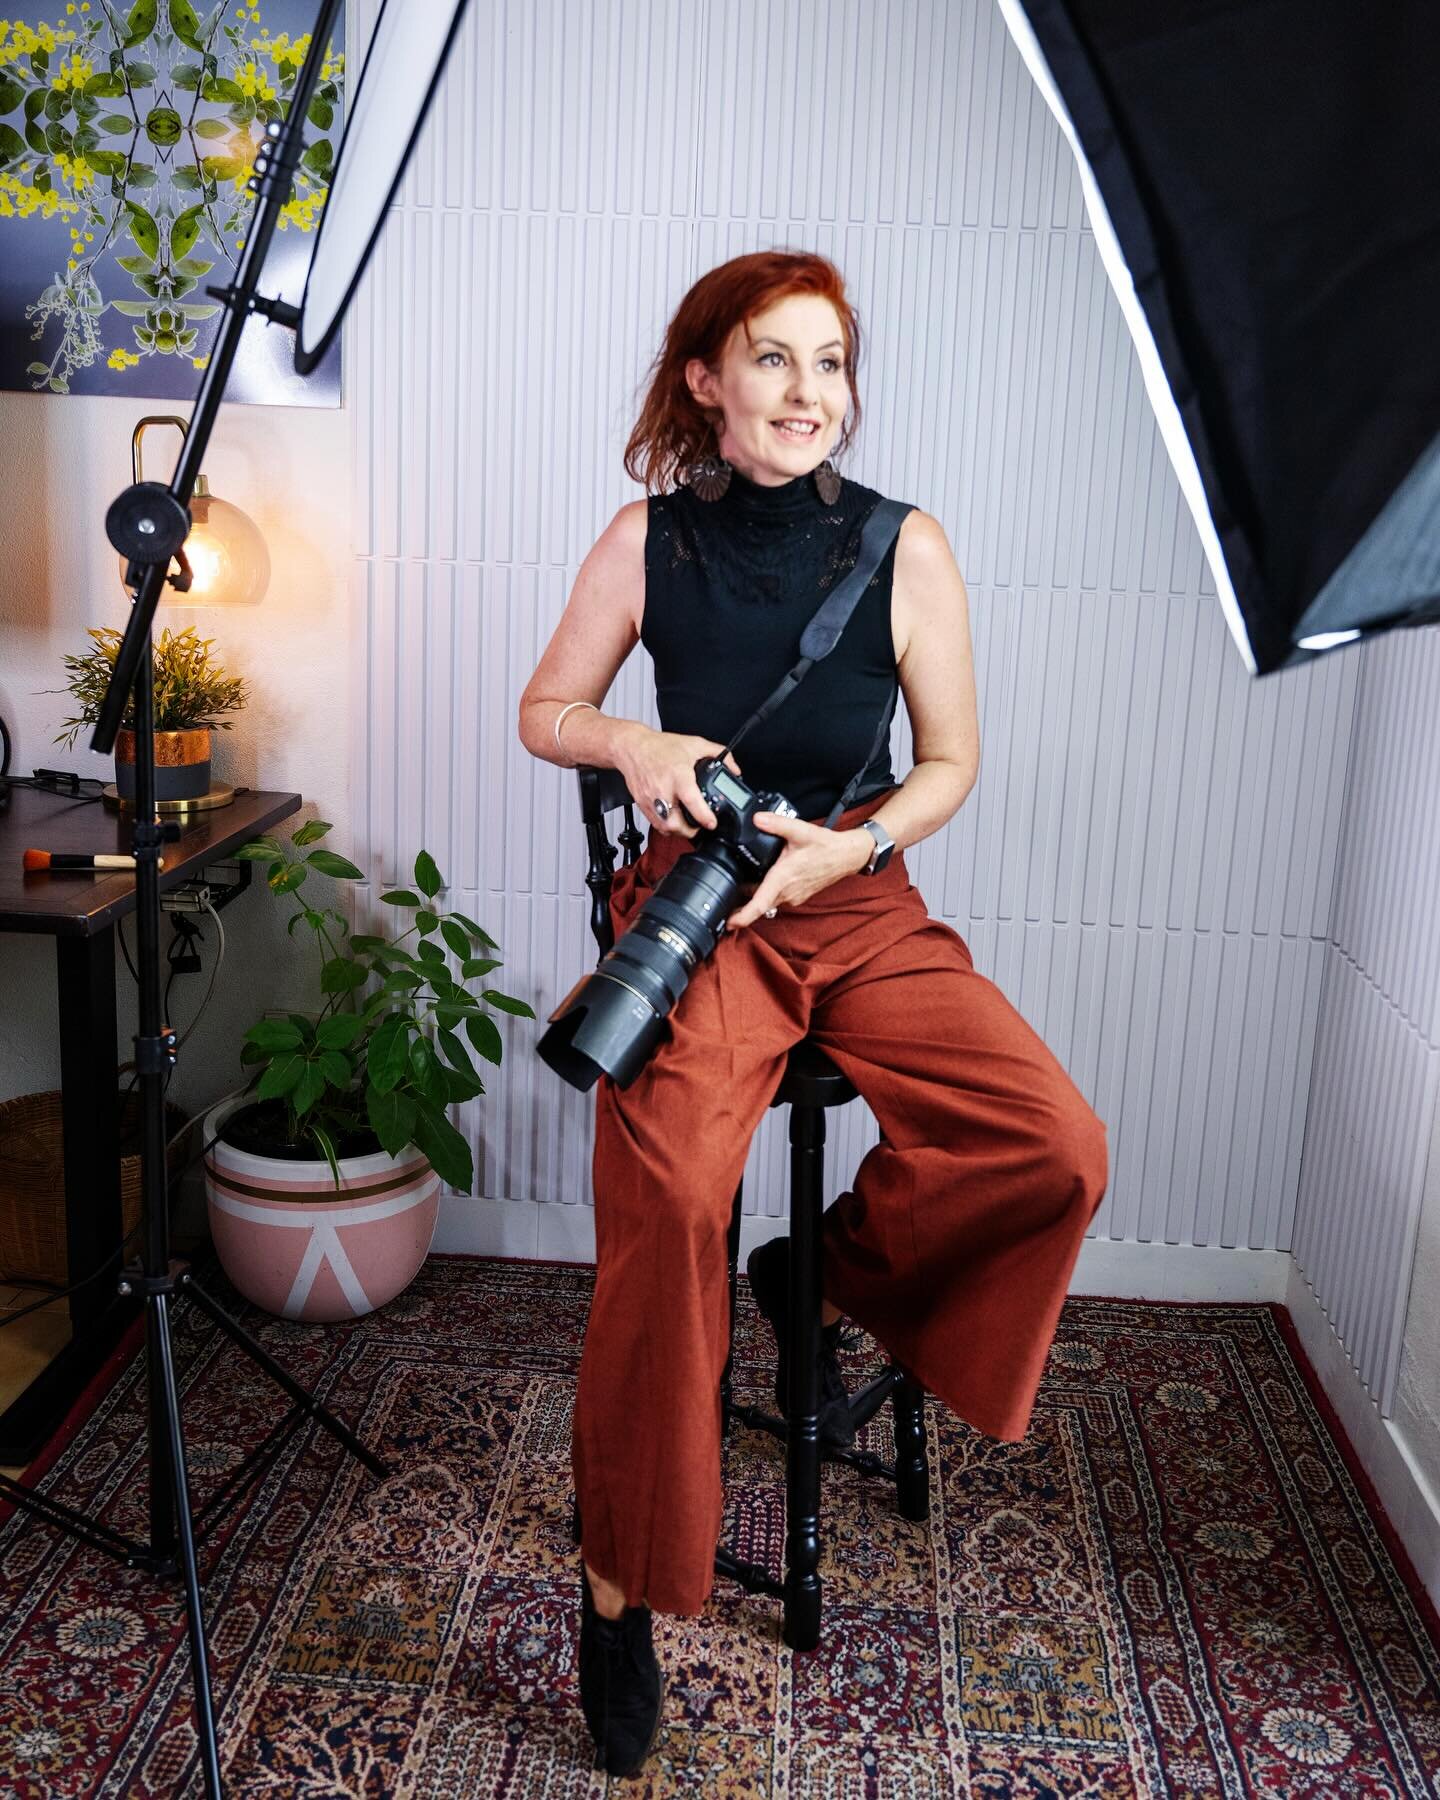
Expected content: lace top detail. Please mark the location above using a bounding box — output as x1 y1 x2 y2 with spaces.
642 467 905 820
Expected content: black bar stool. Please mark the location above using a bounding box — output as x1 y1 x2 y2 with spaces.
568 766 928 1650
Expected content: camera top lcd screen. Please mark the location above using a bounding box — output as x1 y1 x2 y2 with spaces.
713 769 749 809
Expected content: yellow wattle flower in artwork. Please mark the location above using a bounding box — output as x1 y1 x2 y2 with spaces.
107 348 140 370
0 169 82 219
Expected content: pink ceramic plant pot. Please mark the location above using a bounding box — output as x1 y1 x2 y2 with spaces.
202 1100 440 1322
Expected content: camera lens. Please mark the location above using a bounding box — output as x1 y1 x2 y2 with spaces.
538 841 748 1090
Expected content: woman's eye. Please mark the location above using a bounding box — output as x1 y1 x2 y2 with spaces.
760 353 842 371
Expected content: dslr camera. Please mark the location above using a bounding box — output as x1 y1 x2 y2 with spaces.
538 755 797 1090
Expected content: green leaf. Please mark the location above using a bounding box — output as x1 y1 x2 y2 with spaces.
347 935 389 955
201 76 244 103
414 850 442 899
380 889 420 907
293 1061 326 1116
465 1013 503 1066
367 1086 417 1157
437 1027 477 1079
301 138 333 175
200 153 244 181
236 839 284 866
0 123 24 161
311 1121 341 1189
460 956 501 980
0 76 24 115
287 1013 316 1040
172 62 203 91
244 1018 303 1052
316 1012 365 1049
439 920 472 963
84 72 127 98
320 956 366 994
318 1049 352 1088
125 60 158 87
383 968 424 992
86 148 129 175
291 818 333 846
409 1033 439 1089
307 849 364 881
193 114 228 138
269 862 307 894
169 0 203 49
482 990 536 1019
307 95 333 130
127 162 159 188
116 253 155 275
123 199 160 260
99 112 137 133
442 1067 484 1104
176 256 214 277
416 941 445 965
123 0 158 47
170 203 204 261
367 1014 410 1094
239 1040 268 1066
450 912 499 950
256 1051 304 1099
415 909 439 935
411 1103 473 1193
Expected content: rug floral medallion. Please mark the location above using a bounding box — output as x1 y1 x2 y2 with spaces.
1 1259 1437 1797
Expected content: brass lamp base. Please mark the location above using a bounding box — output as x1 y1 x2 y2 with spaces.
103 782 236 817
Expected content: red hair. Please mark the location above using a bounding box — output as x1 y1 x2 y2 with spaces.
624 250 865 494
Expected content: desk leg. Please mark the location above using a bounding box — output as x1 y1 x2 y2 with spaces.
57 929 124 1313
0 931 136 1465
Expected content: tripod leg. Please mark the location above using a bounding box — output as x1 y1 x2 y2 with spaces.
183 1277 389 1479
147 1301 177 1562
153 1291 224 1800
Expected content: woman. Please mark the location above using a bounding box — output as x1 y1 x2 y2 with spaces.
517 251 1108 1776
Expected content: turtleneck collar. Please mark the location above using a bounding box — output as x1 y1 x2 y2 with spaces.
713 464 827 522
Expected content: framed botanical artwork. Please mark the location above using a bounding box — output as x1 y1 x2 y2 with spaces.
0 1 344 404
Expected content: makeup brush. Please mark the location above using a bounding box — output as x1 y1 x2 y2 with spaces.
23 849 165 872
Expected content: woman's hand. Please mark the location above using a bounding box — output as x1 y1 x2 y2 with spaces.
727 813 873 929
612 723 743 837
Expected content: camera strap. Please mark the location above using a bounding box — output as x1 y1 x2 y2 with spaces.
721 496 914 819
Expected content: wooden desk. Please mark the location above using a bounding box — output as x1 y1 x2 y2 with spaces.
0 783 301 1462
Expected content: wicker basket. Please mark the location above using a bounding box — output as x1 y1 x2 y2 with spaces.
0 1089 188 1286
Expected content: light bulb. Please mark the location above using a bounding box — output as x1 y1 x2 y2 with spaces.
116 485 269 605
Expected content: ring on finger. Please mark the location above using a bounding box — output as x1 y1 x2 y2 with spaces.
764 907 778 919
653 797 670 821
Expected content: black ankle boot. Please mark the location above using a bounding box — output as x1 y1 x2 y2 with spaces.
746 1234 856 1452
578 1567 664 1777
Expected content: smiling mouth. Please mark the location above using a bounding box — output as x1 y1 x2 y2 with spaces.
772 420 821 441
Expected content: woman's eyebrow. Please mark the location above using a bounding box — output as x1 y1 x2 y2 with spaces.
753 337 844 352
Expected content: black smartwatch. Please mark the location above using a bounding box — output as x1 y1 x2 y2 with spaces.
858 818 895 876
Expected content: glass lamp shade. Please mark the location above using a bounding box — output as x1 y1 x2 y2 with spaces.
118 489 269 606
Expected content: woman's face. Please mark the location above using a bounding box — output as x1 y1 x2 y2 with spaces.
686 293 851 487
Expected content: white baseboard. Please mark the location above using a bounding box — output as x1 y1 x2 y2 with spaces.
1283 1262 1440 1615
1071 1237 1290 1302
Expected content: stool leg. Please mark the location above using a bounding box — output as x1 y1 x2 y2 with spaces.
720 1179 744 1418
892 1374 929 1522
783 1104 824 1651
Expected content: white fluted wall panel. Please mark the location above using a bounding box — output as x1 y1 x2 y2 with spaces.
348 0 1361 1267
1292 629 1440 1410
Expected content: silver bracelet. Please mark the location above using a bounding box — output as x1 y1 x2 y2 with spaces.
554 700 599 752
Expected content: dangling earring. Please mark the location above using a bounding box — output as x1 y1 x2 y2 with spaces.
813 458 842 506
684 418 732 502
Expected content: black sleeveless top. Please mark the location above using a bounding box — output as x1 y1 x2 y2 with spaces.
642 467 905 821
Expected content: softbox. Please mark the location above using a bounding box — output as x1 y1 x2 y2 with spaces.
997 0 1440 676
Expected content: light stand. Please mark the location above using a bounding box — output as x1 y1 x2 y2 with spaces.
0 2 456 1793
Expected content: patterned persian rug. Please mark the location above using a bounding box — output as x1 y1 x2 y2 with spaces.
1 1256 1437 1797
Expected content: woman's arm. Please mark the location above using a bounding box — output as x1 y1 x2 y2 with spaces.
855 508 980 859
517 500 650 770
729 510 979 926
516 500 740 835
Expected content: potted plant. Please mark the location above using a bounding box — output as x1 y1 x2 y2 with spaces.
49 624 247 801
202 822 534 1322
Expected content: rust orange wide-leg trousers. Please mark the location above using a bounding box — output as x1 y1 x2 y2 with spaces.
572 799 1109 1616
